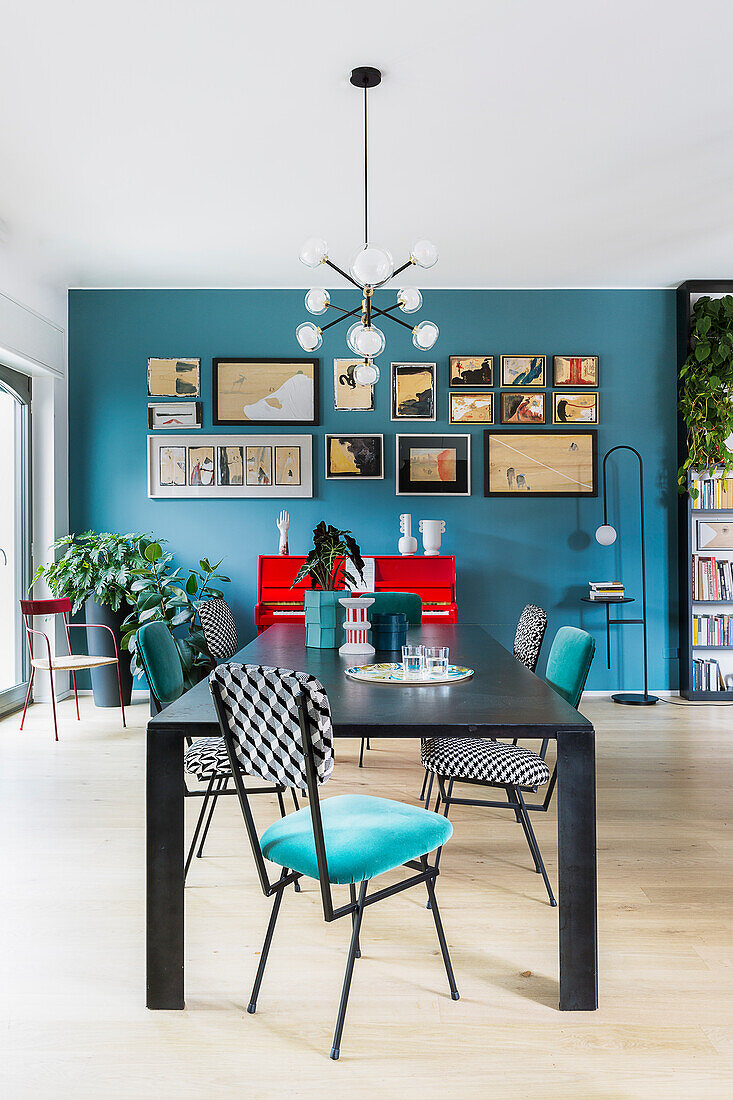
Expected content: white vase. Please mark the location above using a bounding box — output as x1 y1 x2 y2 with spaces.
398 513 418 556
419 519 445 556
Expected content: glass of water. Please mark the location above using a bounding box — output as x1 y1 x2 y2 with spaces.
402 644 425 679
424 646 450 678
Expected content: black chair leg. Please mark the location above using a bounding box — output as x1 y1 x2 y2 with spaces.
358 738 366 768
508 784 542 874
276 787 300 891
419 767 429 802
423 861 459 1000
197 775 225 859
505 783 523 824
291 789 300 812
247 878 287 1014
515 787 556 907
330 879 368 1060
184 773 216 880
423 772 434 808
349 883 361 959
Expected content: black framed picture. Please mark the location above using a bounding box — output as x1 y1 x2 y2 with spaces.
324 434 384 479
395 433 471 496
212 358 319 426
484 429 598 497
449 356 493 386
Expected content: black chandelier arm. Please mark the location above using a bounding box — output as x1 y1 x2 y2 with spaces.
324 258 362 290
319 305 363 333
323 301 352 314
371 306 415 333
392 259 414 279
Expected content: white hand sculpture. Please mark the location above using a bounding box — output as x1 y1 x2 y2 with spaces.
276 510 290 556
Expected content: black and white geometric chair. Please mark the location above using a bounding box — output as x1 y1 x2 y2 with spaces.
209 662 459 1060
199 597 239 662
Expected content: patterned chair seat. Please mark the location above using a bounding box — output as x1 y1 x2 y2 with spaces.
421 736 550 788
184 736 231 780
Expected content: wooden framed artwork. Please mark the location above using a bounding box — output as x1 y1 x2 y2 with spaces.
324 434 384 479
212 358 319 426
500 391 545 425
449 356 493 386
396 434 471 496
148 402 202 430
553 392 599 424
333 359 375 411
484 430 597 497
148 434 313 498
553 356 599 387
448 391 494 424
696 520 733 551
500 355 546 387
147 358 200 398
391 362 436 421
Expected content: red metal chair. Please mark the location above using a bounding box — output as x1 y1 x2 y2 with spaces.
19 597 127 741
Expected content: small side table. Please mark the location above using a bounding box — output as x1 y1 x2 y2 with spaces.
580 596 658 705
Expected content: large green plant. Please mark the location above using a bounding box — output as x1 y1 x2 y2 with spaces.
31 531 150 614
678 295 733 496
293 522 365 590
121 542 230 689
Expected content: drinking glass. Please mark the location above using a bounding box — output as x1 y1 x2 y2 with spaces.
402 644 425 679
424 646 450 678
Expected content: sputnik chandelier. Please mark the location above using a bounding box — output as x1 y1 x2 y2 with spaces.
295 66 439 386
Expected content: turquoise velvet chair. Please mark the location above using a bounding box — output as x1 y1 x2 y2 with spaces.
136 621 184 711
421 624 595 907
209 662 459 1060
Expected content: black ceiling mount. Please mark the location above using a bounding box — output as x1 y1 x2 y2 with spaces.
350 66 382 89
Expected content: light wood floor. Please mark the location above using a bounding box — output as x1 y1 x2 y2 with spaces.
0 695 731 1098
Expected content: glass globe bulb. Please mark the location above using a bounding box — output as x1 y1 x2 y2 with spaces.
595 524 618 546
349 245 394 288
412 320 439 351
299 237 328 268
304 287 330 315
410 239 438 269
353 360 380 386
347 323 385 358
295 322 322 352
397 286 423 313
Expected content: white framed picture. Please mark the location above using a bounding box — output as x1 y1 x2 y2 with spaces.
324 434 384 479
148 434 313 498
148 402 202 430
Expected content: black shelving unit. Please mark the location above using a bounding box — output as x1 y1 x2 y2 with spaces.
677 280 733 699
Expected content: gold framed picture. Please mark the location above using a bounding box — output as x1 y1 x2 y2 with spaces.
552 392 599 424
500 355 546 387
448 391 494 424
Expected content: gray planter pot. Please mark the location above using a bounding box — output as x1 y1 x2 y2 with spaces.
85 597 133 707
304 590 346 649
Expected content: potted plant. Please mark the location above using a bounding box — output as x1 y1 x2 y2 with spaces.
31 531 150 706
678 294 733 496
121 542 230 689
293 522 365 648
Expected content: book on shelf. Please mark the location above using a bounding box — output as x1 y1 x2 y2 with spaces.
692 656 726 692
691 474 733 510
692 614 732 646
692 555 733 601
588 580 625 601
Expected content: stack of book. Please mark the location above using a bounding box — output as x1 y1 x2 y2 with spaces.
691 476 733 510
692 657 726 692
588 581 625 601
692 555 733 601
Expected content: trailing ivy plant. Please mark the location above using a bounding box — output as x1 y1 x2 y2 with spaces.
121 541 230 689
31 531 151 614
678 295 733 496
292 522 365 590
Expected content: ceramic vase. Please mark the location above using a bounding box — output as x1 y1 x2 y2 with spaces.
304 590 346 649
419 519 445 556
398 513 418 556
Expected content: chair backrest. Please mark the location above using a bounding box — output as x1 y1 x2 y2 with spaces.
544 626 595 710
358 591 422 625
137 621 185 707
513 603 548 672
20 597 71 617
209 663 334 790
199 597 239 661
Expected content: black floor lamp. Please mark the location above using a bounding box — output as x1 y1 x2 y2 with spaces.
594 445 658 706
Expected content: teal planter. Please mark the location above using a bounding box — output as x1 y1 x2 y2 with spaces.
304 590 346 649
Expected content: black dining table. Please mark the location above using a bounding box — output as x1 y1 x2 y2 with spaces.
146 624 597 1012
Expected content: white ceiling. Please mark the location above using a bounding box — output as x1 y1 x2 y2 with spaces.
1 0 733 293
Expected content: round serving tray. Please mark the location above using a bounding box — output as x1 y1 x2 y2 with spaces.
345 663 474 686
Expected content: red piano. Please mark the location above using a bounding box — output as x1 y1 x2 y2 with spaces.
255 555 458 633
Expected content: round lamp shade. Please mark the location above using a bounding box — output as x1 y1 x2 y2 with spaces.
353 360 380 386
595 524 618 546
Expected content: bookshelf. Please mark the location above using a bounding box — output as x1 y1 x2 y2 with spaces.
677 280 733 699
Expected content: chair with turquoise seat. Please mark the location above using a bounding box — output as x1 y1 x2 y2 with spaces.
421 625 595 907
208 661 459 1060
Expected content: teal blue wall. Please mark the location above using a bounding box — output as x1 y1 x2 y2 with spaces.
68 288 678 690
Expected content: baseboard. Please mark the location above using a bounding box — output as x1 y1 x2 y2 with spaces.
583 689 678 698
56 688 149 702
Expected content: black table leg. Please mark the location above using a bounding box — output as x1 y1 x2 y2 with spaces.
146 724 185 1009
556 728 598 1011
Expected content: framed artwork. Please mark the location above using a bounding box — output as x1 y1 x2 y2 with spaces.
553 356 599 387
147 358 200 398
212 358 319 426
217 446 243 486
553 392 599 424
148 402 202 430
246 445 272 486
696 520 733 551
500 391 546 425
500 355 546 387
391 362 436 421
449 391 494 424
449 356 493 386
333 359 375 411
148 435 313 498
484 430 597 497
325 434 384 479
396 434 471 496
